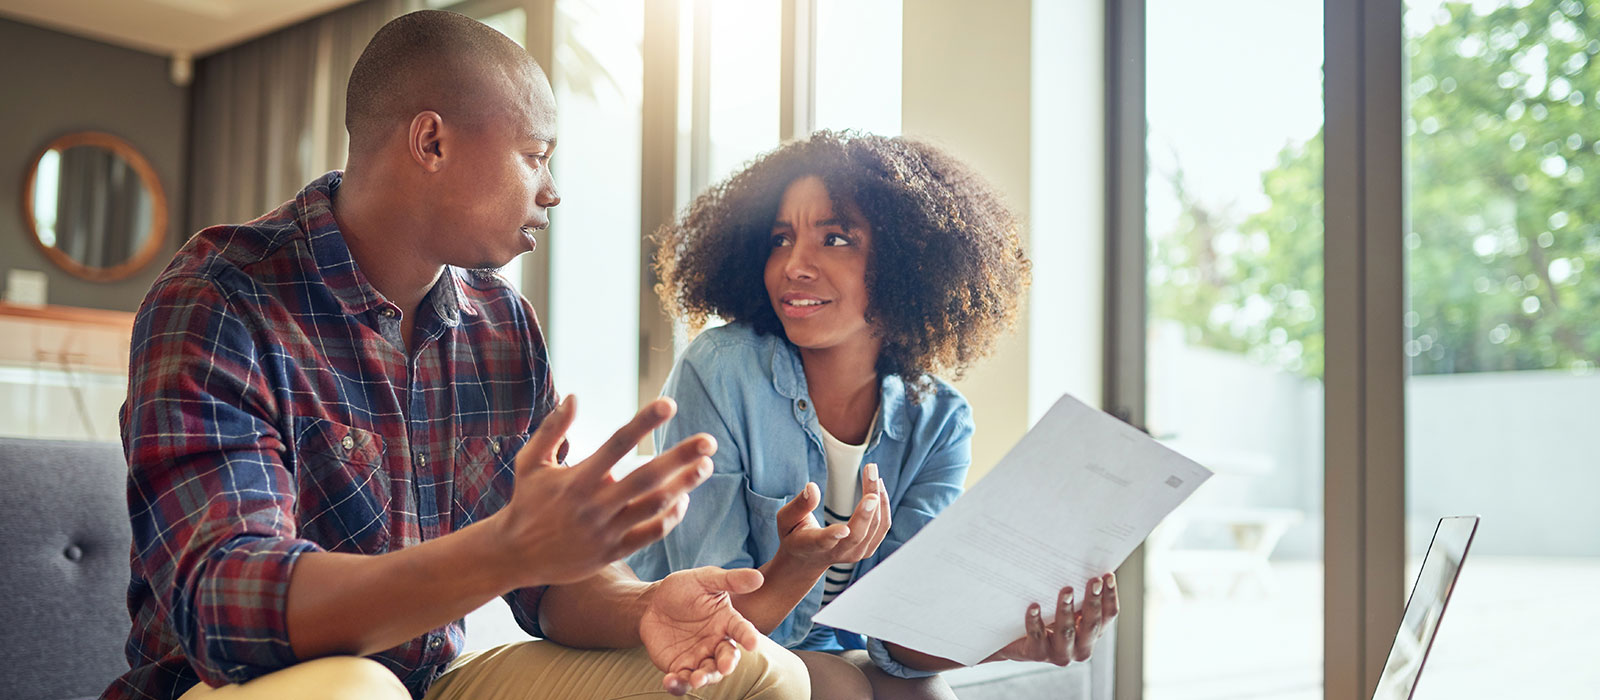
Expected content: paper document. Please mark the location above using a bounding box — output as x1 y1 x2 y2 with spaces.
812 393 1212 664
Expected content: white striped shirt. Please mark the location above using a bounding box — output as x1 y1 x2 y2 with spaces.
818 420 870 605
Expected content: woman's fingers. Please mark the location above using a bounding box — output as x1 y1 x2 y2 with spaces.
1102 573 1120 623
1025 603 1048 660
834 486 880 557
865 464 892 552
1073 577 1106 662
775 482 821 535
1048 586 1076 665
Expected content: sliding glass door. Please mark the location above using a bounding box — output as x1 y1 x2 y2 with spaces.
1400 1 1600 696
1142 2 1326 698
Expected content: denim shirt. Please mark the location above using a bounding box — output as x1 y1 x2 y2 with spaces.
626 323 973 679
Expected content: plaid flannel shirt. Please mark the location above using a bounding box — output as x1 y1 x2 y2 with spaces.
106 172 559 699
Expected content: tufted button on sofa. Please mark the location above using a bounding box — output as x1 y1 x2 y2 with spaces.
0 438 132 700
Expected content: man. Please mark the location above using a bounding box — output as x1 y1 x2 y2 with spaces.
105 10 807 700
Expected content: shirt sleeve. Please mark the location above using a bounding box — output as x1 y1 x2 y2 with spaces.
626 343 756 581
122 276 321 686
865 401 974 679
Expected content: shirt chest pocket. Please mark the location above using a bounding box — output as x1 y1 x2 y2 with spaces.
292 417 390 553
453 434 530 527
743 485 790 568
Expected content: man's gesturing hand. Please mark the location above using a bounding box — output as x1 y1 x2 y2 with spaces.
487 395 718 588
640 567 765 695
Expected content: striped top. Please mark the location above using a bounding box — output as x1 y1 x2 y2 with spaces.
818 418 871 605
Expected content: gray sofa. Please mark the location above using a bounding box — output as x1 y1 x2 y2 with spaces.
0 438 132 700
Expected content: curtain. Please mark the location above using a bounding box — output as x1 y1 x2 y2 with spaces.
187 0 424 232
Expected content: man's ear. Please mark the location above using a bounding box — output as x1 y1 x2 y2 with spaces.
408 111 447 172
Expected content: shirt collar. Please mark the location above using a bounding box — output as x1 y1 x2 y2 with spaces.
296 170 471 326
769 335 907 441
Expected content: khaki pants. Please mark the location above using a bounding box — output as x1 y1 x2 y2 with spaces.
177 636 808 700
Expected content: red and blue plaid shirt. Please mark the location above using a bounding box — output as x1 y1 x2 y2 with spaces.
107 172 560 699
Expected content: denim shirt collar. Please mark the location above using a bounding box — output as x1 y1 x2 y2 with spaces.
766 336 908 442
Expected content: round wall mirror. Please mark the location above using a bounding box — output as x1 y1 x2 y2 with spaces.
22 131 168 282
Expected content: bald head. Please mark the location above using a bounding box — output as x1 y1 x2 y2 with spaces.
346 10 549 157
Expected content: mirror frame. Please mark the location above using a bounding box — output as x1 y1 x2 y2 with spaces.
20 131 169 283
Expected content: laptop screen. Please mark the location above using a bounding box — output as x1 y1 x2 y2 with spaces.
1371 515 1479 700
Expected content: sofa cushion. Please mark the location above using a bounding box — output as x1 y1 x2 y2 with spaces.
0 438 132 700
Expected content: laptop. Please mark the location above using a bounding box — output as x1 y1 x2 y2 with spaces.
1371 515 1480 700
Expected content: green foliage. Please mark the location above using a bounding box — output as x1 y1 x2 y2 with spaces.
1151 0 1600 377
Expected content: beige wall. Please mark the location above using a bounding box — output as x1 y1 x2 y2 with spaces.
902 0 1033 483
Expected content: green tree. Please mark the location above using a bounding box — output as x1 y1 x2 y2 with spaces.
1152 0 1600 377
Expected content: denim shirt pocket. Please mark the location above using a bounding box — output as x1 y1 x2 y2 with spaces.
741 484 787 566
743 483 818 646
292 417 390 553
453 433 531 527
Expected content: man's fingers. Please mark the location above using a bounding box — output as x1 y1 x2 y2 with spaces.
729 614 761 652
612 494 691 557
726 567 766 595
663 669 692 696
608 455 708 530
608 436 716 511
715 637 744 676
690 657 721 689
693 566 765 596
576 398 679 483
518 394 575 478
776 482 820 535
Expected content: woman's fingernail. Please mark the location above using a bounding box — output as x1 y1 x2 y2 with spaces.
866 463 879 481
1091 579 1103 596
1030 604 1042 617
1107 574 1117 589
863 495 879 512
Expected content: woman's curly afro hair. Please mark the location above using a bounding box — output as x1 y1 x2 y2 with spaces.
653 130 1032 393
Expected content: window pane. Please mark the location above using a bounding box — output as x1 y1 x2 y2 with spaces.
549 0 643 453
1145 2 1325 698
478 7 530 293
814 0 901 136
1402 2 1600 696
708 0 780 183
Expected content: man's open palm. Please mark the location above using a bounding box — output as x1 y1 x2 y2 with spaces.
640 567 765 695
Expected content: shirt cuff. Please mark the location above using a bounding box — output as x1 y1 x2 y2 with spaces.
185 537 321 686
504 585 550 639
867 637 943 679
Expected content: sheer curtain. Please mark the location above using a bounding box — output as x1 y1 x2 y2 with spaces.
187 0 423 231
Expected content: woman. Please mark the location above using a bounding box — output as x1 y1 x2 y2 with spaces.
627 131 1117 699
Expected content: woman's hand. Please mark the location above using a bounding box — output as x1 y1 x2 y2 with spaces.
771 463 892 572
992 573 1119 666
